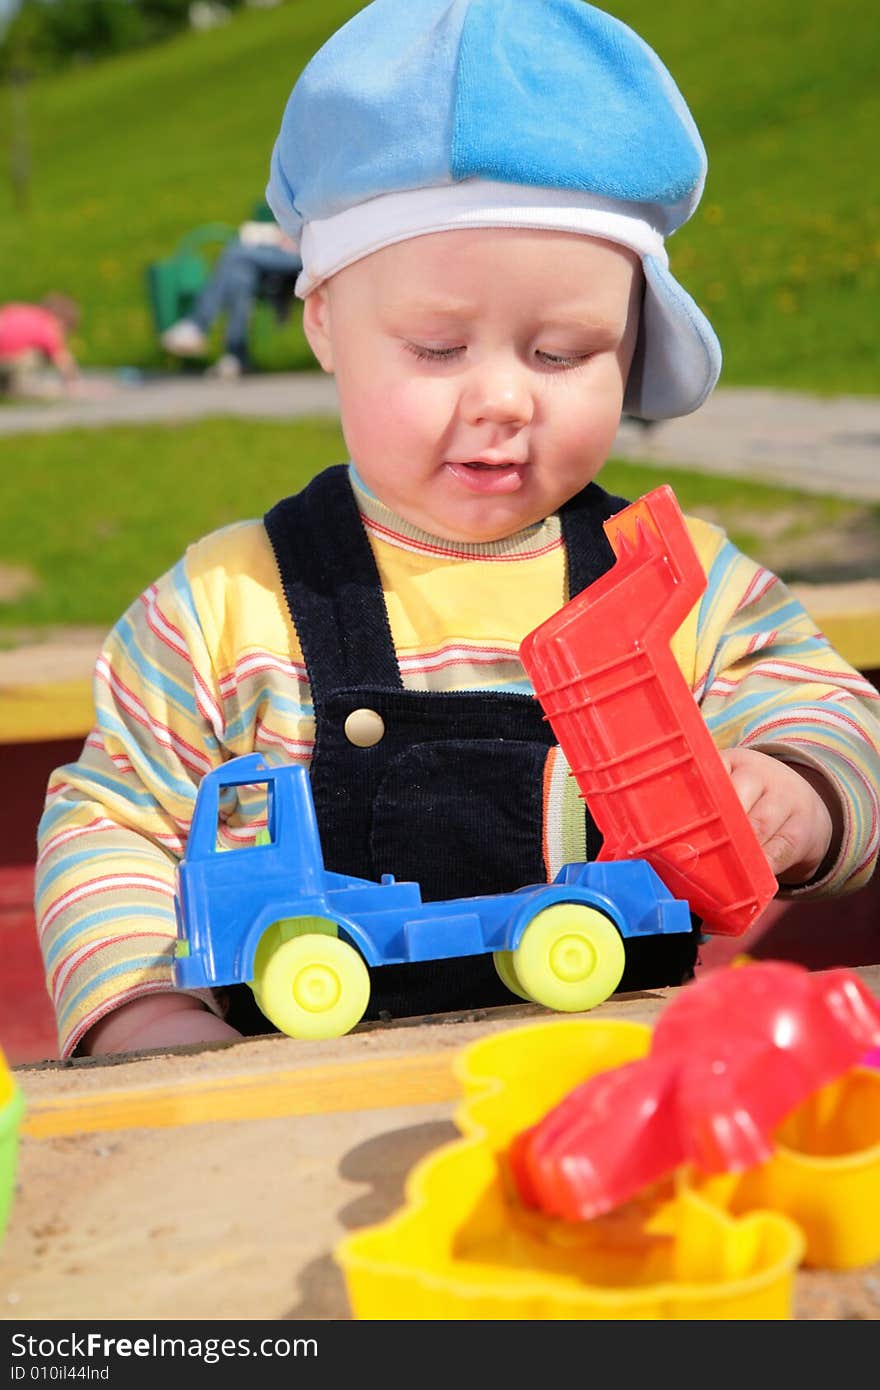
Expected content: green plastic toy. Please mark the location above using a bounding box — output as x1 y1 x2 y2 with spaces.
0 1049 23 1244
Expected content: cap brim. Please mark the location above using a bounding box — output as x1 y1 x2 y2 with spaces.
624 254 721 420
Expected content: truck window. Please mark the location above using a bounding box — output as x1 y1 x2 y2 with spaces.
212 778 275 852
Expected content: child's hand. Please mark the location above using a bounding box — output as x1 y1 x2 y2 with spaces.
81 993 242 1056
719 747 841 886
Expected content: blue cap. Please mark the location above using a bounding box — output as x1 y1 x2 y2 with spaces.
267 0 722 419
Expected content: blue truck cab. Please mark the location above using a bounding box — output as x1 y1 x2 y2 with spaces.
174 753 691 1040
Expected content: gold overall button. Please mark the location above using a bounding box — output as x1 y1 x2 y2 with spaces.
344 708 386 748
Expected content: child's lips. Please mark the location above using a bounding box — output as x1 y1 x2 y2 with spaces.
445 457 527 495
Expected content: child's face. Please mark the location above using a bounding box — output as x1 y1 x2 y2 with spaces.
304 227 642 542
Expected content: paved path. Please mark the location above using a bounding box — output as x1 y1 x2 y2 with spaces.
614 390 880 504
1 371 879 502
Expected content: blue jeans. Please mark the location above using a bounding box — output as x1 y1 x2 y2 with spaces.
191 238 301 363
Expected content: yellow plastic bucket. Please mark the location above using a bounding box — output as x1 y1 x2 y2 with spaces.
336 1018 804 1319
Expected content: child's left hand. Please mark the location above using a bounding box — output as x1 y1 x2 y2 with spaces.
719 747 841 886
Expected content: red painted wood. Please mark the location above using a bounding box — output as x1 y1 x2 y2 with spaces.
0 738 84 866
0 865 58 1064
697 872 880 975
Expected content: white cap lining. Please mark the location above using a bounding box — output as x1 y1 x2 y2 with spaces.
296 178 668 296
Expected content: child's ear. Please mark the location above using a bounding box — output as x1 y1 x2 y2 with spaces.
302 287 334 372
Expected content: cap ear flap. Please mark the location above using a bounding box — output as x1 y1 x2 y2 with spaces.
302 285 334 373
624 255 721 420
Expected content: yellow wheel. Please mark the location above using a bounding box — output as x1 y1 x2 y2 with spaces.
253 932 370 1040
249 916 338 1016
250 920 283 1016
492 949 534 1001
513 903 625 1013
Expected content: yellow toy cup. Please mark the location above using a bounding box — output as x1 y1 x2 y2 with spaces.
693 1065 880 1270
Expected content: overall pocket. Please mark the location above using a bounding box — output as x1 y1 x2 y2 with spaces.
370 738 550 902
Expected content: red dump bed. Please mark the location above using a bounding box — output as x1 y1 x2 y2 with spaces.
520 486 777 936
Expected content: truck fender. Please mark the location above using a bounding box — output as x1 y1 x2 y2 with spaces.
504 885 627 953
240 908 380 979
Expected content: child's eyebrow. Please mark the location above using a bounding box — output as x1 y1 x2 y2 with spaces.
541 312 628 334
383 301 626 334
382 299 475 320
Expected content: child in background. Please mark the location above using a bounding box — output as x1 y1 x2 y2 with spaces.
0 294 80 397
35 0 880 1058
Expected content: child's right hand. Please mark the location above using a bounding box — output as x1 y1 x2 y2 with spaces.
80 993 242 1056
718 746 838 884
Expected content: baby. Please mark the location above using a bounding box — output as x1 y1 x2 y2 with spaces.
35 0 880 1057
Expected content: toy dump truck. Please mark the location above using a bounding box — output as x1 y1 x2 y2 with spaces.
174 487 776 1039
174 752 691 1038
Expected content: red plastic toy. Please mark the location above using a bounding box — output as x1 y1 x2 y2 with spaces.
509 961 880 1220
520 485 778 936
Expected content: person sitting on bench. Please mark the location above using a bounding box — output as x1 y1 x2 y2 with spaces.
160 217 301 378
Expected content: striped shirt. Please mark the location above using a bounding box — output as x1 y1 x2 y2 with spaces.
35 470 880 1057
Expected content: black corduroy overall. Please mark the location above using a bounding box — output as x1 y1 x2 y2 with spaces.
225 465 699 1034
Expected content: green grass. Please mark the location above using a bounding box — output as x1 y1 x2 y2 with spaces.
0 0 878 390
617 0 880 392
1 417 876 633
0 417 346 628
0 0 359 373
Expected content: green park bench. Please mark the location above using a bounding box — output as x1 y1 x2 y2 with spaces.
145 222 237 335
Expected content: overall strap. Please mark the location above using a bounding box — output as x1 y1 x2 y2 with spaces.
264 464 403 695
560 480 629 596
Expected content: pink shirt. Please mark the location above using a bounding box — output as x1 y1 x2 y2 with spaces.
0 304 64 362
